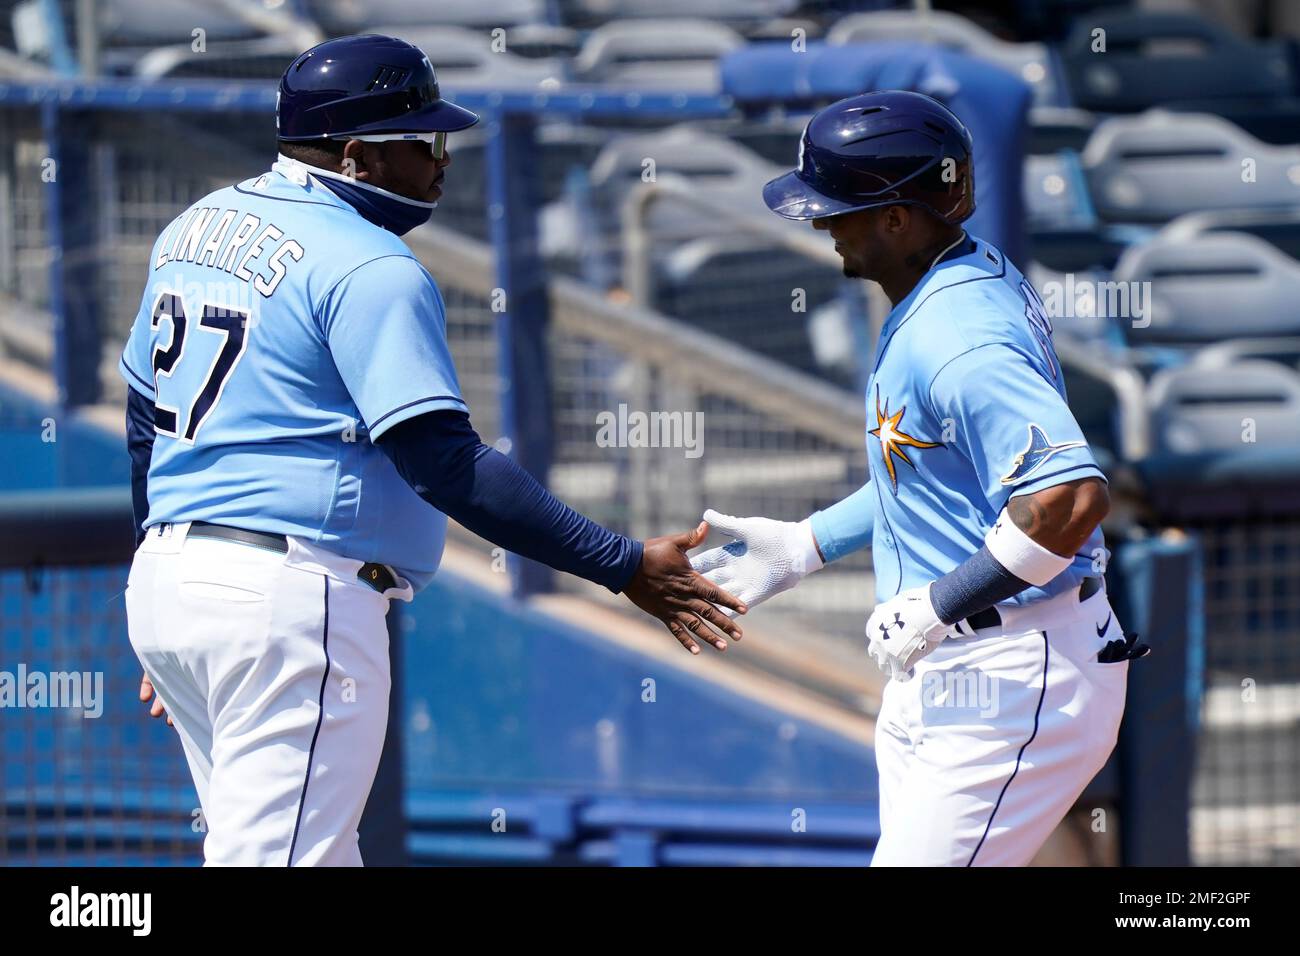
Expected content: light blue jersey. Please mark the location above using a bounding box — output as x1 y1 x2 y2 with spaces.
815 235 1105 605
118 159 466 590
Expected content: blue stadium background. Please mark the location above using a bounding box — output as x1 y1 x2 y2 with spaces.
1 0 1298 866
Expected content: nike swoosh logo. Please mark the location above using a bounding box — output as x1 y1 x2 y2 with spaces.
1096 613 1112 638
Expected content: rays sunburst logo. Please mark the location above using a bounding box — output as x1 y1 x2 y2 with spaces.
869 386 941 492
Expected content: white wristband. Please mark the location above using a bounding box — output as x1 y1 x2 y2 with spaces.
984 507 1072 587
791 518 825 576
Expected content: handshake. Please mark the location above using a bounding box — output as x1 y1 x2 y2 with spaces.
644 508 950 681
623 509 822 655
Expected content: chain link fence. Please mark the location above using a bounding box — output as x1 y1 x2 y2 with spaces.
0 465 201 865
1188 517 1300 865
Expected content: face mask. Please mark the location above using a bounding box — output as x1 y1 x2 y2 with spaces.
273 155 438 236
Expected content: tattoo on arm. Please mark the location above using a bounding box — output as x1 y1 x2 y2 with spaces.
1006 478 1109 557
1007 493 1050 539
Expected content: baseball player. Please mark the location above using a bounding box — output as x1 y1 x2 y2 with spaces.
120 35 744 866
690 91 1148 866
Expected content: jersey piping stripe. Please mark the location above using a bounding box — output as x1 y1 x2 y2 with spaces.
120 358 155 395
288 575 331 866
967 630 1049 866
1006 462 1109 494
369 394 467 433
870 466 904 595
937 237 977 265
232 183 350 209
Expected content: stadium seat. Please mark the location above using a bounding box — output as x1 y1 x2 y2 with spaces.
98 0 289 44
130 37 312 81
827 9 1063 107
308 0 548 32
0 48 49 79
589 125 776 196
372 26 566 89
588 125 779 242
1061 11 1294 114
654 235 843 379
1161 208 1300 264
1023 148 1125 272
538 125 781 286
1082 111 1300 224
1027 106 1098 155
503 23 583 60
87 0 320 79
747 16 825 44
712 115 809 168
539 126 786 291
1191 336 1300 374
1159 99 1300 149
562 0 799 28
1024 150 1096 233
572 19 744 90
1112 232 1300 347
1148 360 1300 454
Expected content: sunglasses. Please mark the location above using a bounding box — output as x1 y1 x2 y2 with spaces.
333 131 448 161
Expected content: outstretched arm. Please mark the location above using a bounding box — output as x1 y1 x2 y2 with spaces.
378 410 746 654
688 483 876 615
809 482 875 563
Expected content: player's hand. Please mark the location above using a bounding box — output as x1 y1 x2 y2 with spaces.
689 509 824 616
623 521 747 655
139 673 173 727
865 584 955 681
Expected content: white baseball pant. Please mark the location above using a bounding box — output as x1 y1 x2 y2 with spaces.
125 521 412 866
870 582 1129 866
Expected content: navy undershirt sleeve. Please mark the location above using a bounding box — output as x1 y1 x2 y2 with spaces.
377 410 644 593
126 386 156 548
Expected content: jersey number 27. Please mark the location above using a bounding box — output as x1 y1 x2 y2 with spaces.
149 291 251 443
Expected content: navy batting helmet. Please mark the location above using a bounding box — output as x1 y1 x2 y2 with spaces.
276 34 479 142
763 90 975 225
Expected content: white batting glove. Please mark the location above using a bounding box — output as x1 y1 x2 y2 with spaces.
689 509 825 617
865 584 955 682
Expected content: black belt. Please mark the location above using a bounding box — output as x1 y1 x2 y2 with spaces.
964 576 1103 632
186 521 399 594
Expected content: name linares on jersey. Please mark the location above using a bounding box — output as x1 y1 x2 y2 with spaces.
154 206 305 298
